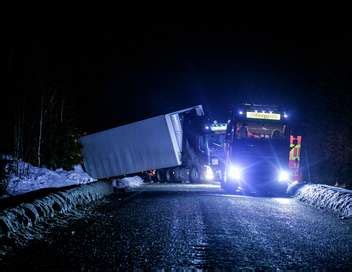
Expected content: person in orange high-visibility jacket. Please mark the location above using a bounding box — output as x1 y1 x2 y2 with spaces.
289 135 302 182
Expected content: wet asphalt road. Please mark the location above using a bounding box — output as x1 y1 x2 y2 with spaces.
1 184 352 270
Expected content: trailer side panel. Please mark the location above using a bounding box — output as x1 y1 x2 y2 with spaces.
80 115 181 179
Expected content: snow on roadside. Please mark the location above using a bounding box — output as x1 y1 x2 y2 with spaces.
295 184 352 218
112 176 144 189
6 161 96 196
0 181 113 258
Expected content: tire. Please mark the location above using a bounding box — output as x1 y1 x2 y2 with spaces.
221 181 237 194
165 169 174 182
174 168 182 182
265 182 288 197
190 167 200 183
180 168 190 183
156 170 164 183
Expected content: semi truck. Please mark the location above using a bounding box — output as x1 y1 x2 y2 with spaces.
80 105 215 183
221 104 302 194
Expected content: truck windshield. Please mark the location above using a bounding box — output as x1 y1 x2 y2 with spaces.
235 121 287 140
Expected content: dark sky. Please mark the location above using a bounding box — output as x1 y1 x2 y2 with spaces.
4 21 352 134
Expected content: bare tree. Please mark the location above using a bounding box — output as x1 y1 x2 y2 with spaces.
37 95 44 166
60 97 65 124
37 88 57 167
13 98 29 177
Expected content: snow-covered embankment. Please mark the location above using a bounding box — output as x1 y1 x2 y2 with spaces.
295 184 352 218
0 181 113 256
6 163 96 196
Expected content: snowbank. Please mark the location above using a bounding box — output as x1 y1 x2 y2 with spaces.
295 184 352 218
112 176 144 189
0 181 113 256
6 162 96 196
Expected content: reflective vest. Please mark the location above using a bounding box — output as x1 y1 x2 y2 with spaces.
289 135 302 182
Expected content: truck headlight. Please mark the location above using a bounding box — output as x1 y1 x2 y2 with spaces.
228 165 242 180
278 170 290 182
204 165 214 181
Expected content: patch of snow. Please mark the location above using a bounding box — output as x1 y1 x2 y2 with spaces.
112 176 144 189
295 184 352 218
0 181 113 257
6 161 96 196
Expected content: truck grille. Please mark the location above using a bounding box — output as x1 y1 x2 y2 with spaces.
244 161 276 183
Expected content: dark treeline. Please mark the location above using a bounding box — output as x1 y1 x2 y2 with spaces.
2 36 82 183
8 89 82 170
300 74 352 187
0 89 82 193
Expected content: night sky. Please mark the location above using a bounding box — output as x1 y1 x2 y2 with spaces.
4 20 352 137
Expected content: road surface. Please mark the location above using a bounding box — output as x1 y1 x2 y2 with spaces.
1 184 352 270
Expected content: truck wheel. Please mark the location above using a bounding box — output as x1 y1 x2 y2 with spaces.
165 169 174 183
156 170 164 183
180 168 190 183
190 167 200 183
174 168 182 182
221 181 236 194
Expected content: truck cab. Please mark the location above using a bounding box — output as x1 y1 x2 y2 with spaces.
221 104 301 194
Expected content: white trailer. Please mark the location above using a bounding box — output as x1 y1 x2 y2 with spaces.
80 105 211 182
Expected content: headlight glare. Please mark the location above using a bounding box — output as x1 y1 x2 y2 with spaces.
228 165 242 180
278 170 290 182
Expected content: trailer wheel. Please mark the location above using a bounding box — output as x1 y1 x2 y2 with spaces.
190 167 200 183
